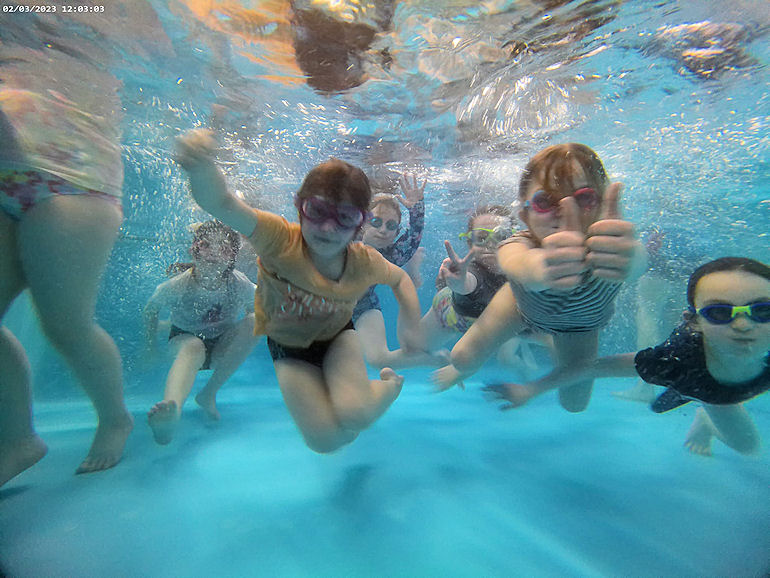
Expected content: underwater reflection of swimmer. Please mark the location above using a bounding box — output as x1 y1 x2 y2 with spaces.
290 1 395 92
650 21 756 78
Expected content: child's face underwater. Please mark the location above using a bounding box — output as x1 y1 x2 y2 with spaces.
520 162 602 241
299 195 362 257
693 270 770 358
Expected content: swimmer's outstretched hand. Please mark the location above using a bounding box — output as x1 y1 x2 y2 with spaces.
175 129 218 172
482 382 534 410
586 183 638 281
431 362 466 392
397 173 426 208
539 197 587 290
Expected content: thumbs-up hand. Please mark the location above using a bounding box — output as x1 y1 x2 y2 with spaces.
585 183 636 281
539 196 588 290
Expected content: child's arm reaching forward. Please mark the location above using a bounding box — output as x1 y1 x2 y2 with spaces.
386 265 425 353
175 129 259 238
483 353 638 409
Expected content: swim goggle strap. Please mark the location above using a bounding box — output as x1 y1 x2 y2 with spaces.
369 216 400 231
690 302 770 324
295 195 369 229
459 224 513 247
523 187 599 213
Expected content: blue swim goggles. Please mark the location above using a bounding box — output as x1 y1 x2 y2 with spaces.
690 302 770 325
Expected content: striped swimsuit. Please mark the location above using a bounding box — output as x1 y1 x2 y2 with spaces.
503 233 622 333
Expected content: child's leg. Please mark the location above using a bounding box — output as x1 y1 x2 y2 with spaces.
18 195 132 474
686 404 760 456
356 309 446 370
274 359 359 454
148 334 206 445
614 275 675 402
323 329 403 432
552 330 599 412
196 315 258 420
403 247 425 288
445 283 525 383
0 212 48 487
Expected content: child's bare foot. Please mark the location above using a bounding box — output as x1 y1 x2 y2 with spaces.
195 391 221 421
76 412 134 474
612 380 657 403
0 434 48 487
147 400 180 446
431 363 467 392
684 407 715 456
379 367 405 403
482 383 534 410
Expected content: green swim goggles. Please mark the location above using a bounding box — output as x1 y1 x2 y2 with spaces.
459 225 512 247
690 302 770 325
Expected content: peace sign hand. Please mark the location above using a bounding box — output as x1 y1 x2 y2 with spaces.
585 183 636 281
438 240 478 290
539 197 588 290
397 173 426 208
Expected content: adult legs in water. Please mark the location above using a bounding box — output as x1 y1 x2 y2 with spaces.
0 213 48 486
274 329 403 453
0 194 132 481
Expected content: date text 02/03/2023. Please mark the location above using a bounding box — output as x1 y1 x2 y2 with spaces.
2 4 105 12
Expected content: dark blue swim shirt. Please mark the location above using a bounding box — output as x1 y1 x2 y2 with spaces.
634 323 770 412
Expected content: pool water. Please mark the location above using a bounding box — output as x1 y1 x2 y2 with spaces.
1 1 769 576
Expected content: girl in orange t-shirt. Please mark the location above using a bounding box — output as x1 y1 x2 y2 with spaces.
175 129 423 453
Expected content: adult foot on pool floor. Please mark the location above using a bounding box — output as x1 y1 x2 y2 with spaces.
0 434 48 487
76 412 134 474
147 400 180 446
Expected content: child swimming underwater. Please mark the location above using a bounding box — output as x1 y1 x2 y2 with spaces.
144 220 257 445
353 174 437 369
436 143 646 410
174 129 423 453
486 257 770 456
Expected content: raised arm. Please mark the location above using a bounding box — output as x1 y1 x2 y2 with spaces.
390 173 426 265
175 129 259 238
